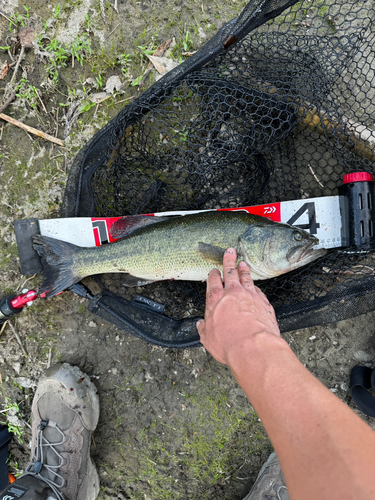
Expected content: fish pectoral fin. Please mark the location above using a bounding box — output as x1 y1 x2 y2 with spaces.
110 215 172 239
197 242 226 265
123 273 156 287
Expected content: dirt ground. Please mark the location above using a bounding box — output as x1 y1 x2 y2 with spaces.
0 1 375 499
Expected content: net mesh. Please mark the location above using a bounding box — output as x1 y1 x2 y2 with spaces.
62 0 375 347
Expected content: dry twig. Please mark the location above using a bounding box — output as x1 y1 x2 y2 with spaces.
47 347 52 369
0 11 11 23
0 92 16 114
100 0 107 23
0 112 64 146
48 111 59 127
308 164 324 188
0 321 8 336
55 107 59 137
108 22 121 36
7 321 28 357
10 27 35 84
16 273 37 292
35 88 48 114
116 95 136 104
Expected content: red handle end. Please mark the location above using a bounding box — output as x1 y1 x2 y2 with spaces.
10 290 38 309
343 172 373 184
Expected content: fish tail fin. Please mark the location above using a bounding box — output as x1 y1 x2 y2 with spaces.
33 235 82 297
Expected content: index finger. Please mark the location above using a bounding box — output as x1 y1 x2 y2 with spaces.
222 248 240 287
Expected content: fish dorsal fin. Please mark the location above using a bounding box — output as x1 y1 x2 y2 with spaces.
110 215 171 239
123 273 156 287
197 242 226 265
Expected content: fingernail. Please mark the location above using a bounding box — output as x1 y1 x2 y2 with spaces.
196 319 204 328
225 248 235 254
238 261 248 268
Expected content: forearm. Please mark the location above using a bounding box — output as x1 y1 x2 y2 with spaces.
199 250 375 499
228 333 375 500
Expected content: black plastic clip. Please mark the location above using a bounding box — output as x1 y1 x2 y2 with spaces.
69 283 94 300
38 420 48 431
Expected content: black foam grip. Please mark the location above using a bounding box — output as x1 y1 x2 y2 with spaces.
13 219 42 276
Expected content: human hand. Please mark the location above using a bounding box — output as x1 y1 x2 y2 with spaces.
196 248 280 366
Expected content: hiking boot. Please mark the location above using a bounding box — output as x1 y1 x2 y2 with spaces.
242 451 290 500
14 363 100 500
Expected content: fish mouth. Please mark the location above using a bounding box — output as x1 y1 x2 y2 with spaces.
287 240 320 264
299 242 327 262
299 241 316 261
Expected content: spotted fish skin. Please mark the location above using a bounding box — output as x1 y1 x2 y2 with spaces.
33 211 326 297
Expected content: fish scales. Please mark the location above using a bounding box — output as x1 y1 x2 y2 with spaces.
33 211 327 297
74 211 255 281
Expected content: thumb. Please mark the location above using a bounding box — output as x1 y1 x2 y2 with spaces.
196 319 205 336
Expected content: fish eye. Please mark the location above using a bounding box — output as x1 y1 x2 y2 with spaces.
293 231 302 241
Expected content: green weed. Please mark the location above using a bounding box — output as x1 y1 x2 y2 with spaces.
131 75 143 87
0 401 24 443
77 98 96 114
95 73 103 89
9 6 30 31
137 44 155 59
54 3 61 18
42 34 91 83
118 53 132 76
15 77 38 109
85 13 92 32
183 30 193 52
71 35 92 65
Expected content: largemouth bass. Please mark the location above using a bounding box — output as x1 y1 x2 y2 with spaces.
33 211 327 297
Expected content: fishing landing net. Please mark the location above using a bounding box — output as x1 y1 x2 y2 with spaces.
61 0 375 348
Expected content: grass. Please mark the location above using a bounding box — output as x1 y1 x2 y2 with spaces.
8 6 30 32
5 2 135 113
102 380 269 499
43 36 92 85
0 400 24 443
177 388 259 480
15 78 38 109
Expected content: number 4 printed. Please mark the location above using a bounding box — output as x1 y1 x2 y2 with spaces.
286 202 320 234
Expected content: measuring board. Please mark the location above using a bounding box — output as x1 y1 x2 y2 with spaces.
14 194 346 277
36 196 343 251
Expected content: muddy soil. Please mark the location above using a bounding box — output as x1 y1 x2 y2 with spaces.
0 1 375 499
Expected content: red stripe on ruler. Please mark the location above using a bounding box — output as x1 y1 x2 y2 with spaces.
218 203 281 221
93 226 101 246
91 217 122 243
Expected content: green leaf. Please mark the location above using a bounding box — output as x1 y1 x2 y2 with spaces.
131 75 143 86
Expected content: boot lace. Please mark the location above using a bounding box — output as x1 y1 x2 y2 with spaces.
24 419 67 500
